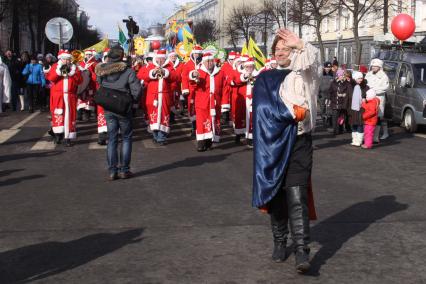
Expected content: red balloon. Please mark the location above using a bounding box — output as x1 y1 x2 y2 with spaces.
151 40 161 50
391 14 416 41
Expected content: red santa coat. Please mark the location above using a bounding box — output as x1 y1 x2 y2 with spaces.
190 64 225 142
46 62 82 139
220 61 234 113
181 59 198 121
77 59 97 111
139 62 179 133
235 72 257 139
229 69 247 135
137 64 150 123
170 59 184 112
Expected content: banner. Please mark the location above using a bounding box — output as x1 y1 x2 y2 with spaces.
84 38 109 53
248 37 266 70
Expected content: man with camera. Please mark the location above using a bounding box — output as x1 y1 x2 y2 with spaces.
46 50 83 147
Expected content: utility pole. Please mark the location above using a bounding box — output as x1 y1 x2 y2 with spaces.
336 1 342 64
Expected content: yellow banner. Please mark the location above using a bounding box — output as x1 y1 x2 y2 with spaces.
84 38 109 53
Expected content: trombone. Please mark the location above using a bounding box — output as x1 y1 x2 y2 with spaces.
71 50 85 64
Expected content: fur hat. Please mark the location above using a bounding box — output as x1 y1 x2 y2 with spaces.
352 71 364 80
370 58 383 68
366 89 377 101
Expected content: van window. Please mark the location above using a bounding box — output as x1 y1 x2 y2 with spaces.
398 64 414 86
412 64 426 88
383 61 398 80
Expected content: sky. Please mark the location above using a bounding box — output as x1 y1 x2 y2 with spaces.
77 0 191 39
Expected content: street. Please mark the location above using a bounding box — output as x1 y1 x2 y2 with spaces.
0 111 425 283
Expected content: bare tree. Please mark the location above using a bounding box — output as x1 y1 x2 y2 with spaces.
224 24 238 49
193 19 219 45
0 0 10 22
262 0 287 28
341 0 382 65
256 1 276 55
305 0 339 63
287 0 311 37
225 4 258 46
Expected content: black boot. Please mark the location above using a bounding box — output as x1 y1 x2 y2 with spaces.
53 134 63 144
235 134 242 144
247 139 253 148
270 215 288 262
98 132 107 145
77 109 83 121
197 140 206 152
286 185 311 273
63 139 73 147
205 139 213 150
191 121 196 137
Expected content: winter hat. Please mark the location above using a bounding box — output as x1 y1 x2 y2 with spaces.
155 49 167 58
107 46 124 62
202 52 215 61
191 45 203 54
366 89 377 101
58 50 72 60
336 69 345 78
324 61 332 68
228 51 237 60
370 58 383 68
243 57 255 66
352 71 364 80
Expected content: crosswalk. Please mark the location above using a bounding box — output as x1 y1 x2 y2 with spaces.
1 113 237 152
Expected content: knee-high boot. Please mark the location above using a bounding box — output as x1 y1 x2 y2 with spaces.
380 121 389 140
286 185 311 273
270 213 289 262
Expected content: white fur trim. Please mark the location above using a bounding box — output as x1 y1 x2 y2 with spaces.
52 126 64 133
98 126 108 133
240 74 249 82
67 132 77 139
54 108 64 115
149 69 157 80
221 104 230 112
150 122 170 133
196 132 213 141
182 89 189 94
163 68 170 79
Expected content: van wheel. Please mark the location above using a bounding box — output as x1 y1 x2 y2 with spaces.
402 109 418 133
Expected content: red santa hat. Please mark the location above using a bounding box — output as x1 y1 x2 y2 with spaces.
202 52 215 61
191 45 203 54
228 51 237 60
155 49 167 58
243 57 255 66
103 47 111 56
58 49 72 60
240 55 249 62
168 51 177 57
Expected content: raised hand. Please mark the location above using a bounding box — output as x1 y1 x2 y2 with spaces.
276 29 304 50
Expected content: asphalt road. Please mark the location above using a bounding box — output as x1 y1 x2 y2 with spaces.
0 110 425 284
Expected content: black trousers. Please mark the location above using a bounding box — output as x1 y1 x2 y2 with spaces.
26 84 41 110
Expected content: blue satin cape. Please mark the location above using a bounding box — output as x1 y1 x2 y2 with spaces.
252 69 297 208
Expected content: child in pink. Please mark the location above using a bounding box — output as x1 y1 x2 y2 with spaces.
362 89 381 149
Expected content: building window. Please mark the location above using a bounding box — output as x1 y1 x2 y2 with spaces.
335 47 338 57
343 47 347 64
326 47 329 61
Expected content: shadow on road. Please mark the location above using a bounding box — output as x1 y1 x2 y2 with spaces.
0 151 64 164
307 195 408 276
0 174 45 187
133 150 246 177
0 228 144 283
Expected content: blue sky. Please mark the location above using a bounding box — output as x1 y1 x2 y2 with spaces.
77 0 190 39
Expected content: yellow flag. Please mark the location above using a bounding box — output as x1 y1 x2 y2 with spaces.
241 42 249 56
84 38 109 53
248 37 266 70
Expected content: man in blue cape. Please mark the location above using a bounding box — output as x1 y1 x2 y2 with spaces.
252 29 320 274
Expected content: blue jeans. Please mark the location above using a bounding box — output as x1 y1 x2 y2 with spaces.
105 112 133 174
352 124 364 133
153 130 167 142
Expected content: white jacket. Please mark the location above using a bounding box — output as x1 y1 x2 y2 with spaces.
279 42 321 134
365 70 389 95
0 61 11 113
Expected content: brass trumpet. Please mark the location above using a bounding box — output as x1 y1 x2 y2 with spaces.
154 68 165 79
71 50 85 64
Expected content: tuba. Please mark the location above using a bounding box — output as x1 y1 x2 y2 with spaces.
71 50 85 64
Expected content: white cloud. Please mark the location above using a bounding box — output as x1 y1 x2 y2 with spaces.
77 0 190 39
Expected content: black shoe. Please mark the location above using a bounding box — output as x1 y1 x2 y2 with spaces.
272 242 287 263
295 247 311 274
98 132 107 145
53 134 63 144
28 108 34 113
205 139 213 150
48 128 55 137
197 141 206 152
118 171 133 179
158 141 168 146
247 139 253 148
235 134 242 144
63 139 73 147
108 172 118 181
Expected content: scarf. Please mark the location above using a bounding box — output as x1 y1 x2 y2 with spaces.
351 84 363 111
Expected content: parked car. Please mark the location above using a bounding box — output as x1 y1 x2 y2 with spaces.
378 52 426 132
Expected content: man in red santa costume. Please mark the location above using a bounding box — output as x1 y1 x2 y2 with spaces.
219 51 237 124
234 57 258 148
46 50 82 146
138 50 179 145
229 55 248 143
181 45 203 134
168 51 184 121
190 52 226 152
77 49 97 121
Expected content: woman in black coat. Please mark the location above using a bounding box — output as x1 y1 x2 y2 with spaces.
329 69 352 135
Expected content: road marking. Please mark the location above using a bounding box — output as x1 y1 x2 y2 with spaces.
31 132 56 151
0 129 20 144
414 133 426 139
0 111 41 144
88 134 107 150
10 111 41 130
